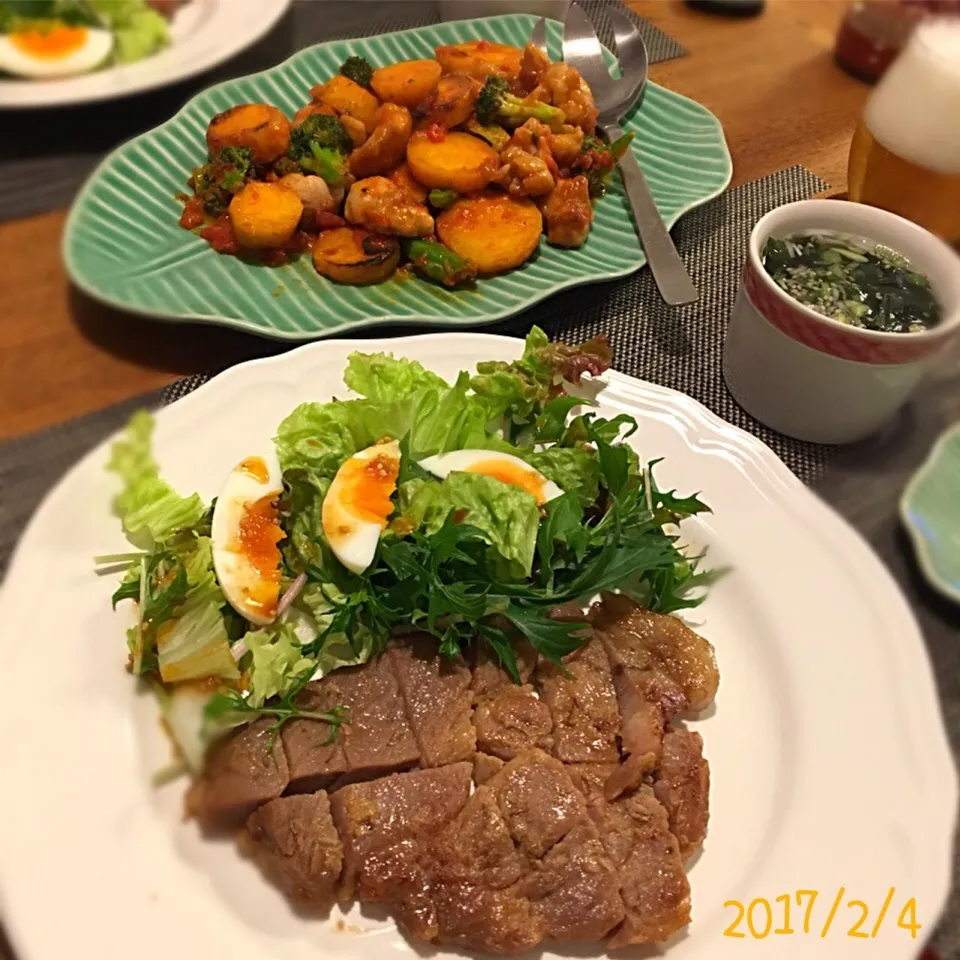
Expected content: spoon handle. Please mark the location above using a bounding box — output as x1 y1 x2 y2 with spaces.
604 122 699 306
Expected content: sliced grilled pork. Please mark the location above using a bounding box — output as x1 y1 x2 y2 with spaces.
330 762 473 904
533 637 620 763
185 718 289 829
653 728 710 861
283 655 420 793
589 593 718 793
240 792 342 910
388 635 476 767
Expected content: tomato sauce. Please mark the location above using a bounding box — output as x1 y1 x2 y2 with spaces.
178 196 206 230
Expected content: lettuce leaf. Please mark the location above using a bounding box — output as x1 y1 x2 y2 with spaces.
84 0 170 63
524 446 601 506
155 537 238 684
394 472 540 579
344 351 448 401
244 623 315 708
274 401 358 477
107 411 206 544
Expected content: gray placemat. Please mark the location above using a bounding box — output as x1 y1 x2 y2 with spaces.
0 0 685 223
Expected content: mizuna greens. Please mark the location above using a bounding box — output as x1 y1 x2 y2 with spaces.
100 329 713 766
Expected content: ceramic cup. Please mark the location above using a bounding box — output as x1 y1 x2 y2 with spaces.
438 0 571 22
723 199 960 444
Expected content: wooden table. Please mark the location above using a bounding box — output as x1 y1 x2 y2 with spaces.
0 0 868 442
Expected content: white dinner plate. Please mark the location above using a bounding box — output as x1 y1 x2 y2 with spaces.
0 333 955 960
0 0 290 109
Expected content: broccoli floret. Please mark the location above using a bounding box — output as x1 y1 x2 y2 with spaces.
287 114 352 187
577 131 634 198
340 55 374 89
191 146 253 215
474 76 565 132
290 113 353 156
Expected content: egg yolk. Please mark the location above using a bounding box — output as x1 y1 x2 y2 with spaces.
337 453 400 526
465 459 546 503
239 456 270 484
11 25 87 59
236 494 283 617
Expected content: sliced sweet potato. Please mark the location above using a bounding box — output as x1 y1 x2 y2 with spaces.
371 58 442 108
206 103 291 164
312 227 399 284
311 75 380 133
436 192 542 274
228 182 303 249
416 74 477 130
434 40 522 81
406 130 499 193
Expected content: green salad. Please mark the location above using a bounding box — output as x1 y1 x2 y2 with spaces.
0 0 169 76
99 329 714 776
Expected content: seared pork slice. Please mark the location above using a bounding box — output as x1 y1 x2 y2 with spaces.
388 635 476 767
592 784 691 947
521 821 624 941
591 592 719 712
486 749 585 858
330 762 473 903
186 719 289 829
653 728 710 861
534 636 620 763
474 752 505 784
283 656 420 793
430 749 621 952
240 792 342 910
473 682 553 760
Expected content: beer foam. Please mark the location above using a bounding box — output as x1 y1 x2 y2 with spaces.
865 19 960 175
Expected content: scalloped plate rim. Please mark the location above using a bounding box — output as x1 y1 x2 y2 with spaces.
900 421 960 605
61 13 732 341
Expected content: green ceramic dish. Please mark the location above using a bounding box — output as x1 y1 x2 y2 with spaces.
901 423 960 604
63 14 732 340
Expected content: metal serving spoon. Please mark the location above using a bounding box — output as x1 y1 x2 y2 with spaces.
562 4 698 306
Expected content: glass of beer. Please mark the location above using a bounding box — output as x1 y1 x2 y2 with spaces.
848 18 960 243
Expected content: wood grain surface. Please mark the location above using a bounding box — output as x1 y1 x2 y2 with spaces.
0 0 866 441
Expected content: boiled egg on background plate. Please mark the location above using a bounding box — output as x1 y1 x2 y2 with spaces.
418 449 563 505
211 452 284 626
0 23 113 78
322 439 401 575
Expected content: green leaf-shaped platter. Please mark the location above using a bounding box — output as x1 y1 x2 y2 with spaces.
63 14 732 341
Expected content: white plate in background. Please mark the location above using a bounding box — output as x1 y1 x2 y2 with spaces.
0 332 954 960
0 0 290 108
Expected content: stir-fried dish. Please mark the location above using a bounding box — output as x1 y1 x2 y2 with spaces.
178 40 633 285
99 330 719 953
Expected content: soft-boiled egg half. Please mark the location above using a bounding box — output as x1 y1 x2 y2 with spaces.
0 24 113 79
322 439 400 575
212 452 285 626
418 450 563 505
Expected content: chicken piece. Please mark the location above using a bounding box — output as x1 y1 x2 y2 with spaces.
349 104 413 178
340 114 369 148
549 127 584 167
497 146 555 197
387 163 429 203
535 63 598 132
344 177 433 237
519 41 550 93
543 176 593 248
277 173 338 215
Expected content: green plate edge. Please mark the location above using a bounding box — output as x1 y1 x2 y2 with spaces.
900 422 960 605
63 13 733 341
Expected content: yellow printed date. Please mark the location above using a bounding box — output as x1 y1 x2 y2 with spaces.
723 888 922 939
